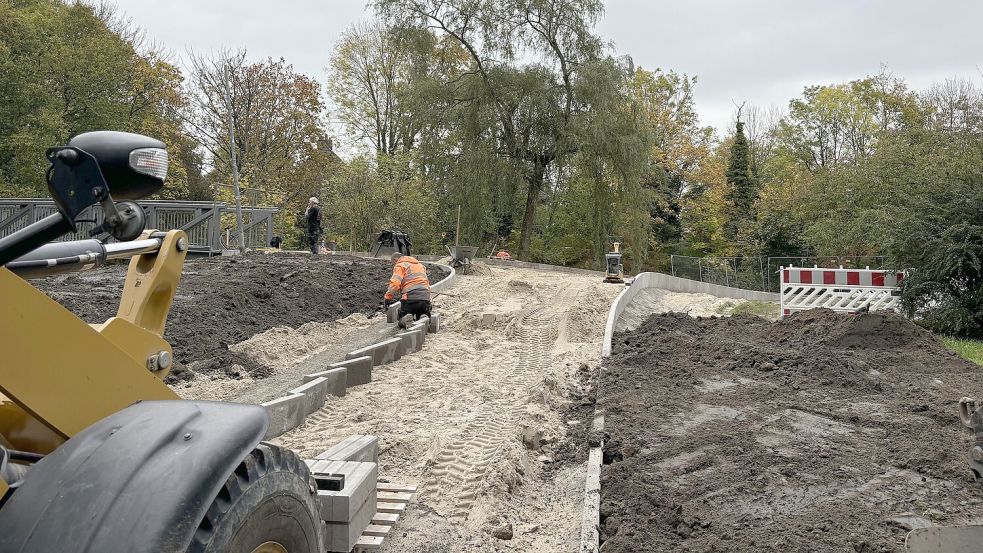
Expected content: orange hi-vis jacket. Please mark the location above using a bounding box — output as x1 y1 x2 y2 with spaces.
385 256 431 301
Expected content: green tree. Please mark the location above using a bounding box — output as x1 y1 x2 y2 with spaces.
375 0 635 260
629 67 712 266
183 50 336 241
0 0 191 196
723 121 756 243
328 22 465 156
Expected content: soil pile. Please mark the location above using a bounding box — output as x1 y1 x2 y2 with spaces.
34 254 447 380
601 309 983 552
459 261 493 276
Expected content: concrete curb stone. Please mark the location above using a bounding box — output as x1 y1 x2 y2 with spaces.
288 377 330 415
302 367 347 397
261 393 306 439
346 337 403 366
313 435 379 463
329 356 372 387
395 327 425 354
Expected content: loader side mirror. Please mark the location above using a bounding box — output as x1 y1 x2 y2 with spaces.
0 132 167 266
64 131 168 200
45 131 166 239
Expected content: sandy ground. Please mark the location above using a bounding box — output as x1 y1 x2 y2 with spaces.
616 288 748 332
172 313 400 404
272 266 622 551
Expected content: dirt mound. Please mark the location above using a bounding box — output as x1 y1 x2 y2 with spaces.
459 261 493 276
773 308 941 351
35 254 448 380
601 309 983 552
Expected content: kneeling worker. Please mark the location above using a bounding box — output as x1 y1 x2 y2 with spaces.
384 251 432 328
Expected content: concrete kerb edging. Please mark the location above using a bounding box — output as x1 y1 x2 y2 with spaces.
261 393 307 440
259 264 458 441
483 258 605 276
583 272 780 551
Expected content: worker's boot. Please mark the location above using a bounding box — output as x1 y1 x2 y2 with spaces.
398 314 414 329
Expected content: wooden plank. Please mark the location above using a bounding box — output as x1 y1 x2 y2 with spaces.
376 502 406 514
376 482 418 493
377 491 413 504
354 536 384 550
371 512 399 526
363 524 392 537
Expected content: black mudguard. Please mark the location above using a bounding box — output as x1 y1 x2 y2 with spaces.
0 400 269 553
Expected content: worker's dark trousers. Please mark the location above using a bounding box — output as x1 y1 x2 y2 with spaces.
398 300 432 321
308 232 319 254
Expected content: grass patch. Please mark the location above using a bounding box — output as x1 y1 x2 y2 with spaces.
714 300 781 321
729 300 781 321
943 337 983 367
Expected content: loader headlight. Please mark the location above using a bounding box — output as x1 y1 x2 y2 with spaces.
66 131 169 200
129 148 169 181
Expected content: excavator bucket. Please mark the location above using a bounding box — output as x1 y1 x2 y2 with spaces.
372 229 412 258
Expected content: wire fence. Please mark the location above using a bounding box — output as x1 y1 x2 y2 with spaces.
670 255 889 292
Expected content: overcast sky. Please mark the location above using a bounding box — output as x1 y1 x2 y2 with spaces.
113 0 983 135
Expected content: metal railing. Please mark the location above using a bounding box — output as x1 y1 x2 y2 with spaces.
0 199 276 255
670 254 889 292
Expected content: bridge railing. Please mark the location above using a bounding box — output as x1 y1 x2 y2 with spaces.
0 199 276 255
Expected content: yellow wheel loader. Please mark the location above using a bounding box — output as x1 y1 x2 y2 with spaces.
0 132 324 552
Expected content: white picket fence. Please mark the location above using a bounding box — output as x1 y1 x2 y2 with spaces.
780 266 904 317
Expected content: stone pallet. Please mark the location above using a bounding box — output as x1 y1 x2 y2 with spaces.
352 483 416 553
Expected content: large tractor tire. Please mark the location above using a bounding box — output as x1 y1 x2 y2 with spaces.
188 443 323 553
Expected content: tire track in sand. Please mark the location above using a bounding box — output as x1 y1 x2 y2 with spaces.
425 306 558 521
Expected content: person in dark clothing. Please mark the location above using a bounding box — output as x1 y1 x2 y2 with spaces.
305 197 322 254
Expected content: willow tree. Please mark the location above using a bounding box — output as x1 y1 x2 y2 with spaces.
374 0 633 259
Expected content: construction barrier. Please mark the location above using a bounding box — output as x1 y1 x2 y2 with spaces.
780 266 904 317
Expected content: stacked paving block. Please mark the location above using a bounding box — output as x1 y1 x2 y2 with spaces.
315 435 379 463
309 460 378 552
308 435 380 553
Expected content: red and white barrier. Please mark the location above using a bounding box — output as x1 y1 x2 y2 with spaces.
780 266 904 317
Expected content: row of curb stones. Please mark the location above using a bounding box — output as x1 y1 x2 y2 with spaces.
258 265 453 549
260 313 441 440
250 263 449 551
